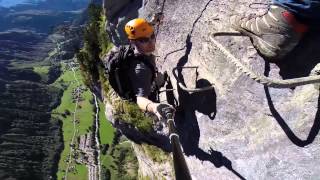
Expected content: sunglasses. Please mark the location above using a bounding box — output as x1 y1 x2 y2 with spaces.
136 34 156 43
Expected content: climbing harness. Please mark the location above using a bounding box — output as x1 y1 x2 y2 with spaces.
210 32 320 88
165 111 192 180
172 66 215 93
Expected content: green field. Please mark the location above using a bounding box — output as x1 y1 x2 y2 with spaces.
98 99 138 180
33 66 50 75
50 63 118 180
52 64 94 180
99 102 115 145
62 164 88 180
98 101 117 179
33 65 50 82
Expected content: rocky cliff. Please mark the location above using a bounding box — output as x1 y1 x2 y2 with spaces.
102 0 320 179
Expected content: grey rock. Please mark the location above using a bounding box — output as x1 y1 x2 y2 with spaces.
103 0 320 179
103 0 142 46
103 0 162 46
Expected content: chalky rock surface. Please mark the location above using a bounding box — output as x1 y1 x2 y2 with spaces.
103 0 320 179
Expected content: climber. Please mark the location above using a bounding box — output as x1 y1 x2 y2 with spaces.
230 0 320 60
124 18 175 121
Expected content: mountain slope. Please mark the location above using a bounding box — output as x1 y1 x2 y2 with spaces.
0 79 63 180
0 1 90 179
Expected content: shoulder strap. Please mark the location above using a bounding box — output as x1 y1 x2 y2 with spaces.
118 45 134 62
139 57 156 82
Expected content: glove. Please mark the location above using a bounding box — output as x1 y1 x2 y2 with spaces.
154 103 175 121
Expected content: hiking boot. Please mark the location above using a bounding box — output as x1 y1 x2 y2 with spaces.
230 5 308 60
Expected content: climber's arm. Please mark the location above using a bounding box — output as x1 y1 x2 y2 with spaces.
136 96 158 113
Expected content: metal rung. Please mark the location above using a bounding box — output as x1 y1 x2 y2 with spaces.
172 66 215 92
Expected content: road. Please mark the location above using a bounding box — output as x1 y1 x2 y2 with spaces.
64 63 81 180
88 93 101 180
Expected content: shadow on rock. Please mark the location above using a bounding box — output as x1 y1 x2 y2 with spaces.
172 31 246 180
264 62 320 147
174 84 245 179
275 28 320 79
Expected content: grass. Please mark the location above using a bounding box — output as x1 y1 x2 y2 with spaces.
9 56 51 69
141 144 171 163
98 101 117 179
77 89 95 135
52 64 95 180
63 164 88 180
100 154 117 180
99 101 115 145
111 140 138 180
98 104 138 180
33 66 50 75
33 65 50 82
98 14 113 57
53 63 121 180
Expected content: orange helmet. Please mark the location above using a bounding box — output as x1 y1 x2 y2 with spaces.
125 18 154 40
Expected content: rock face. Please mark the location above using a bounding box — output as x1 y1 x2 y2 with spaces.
103 0 162 46
132 144 173 180
103 0 320 179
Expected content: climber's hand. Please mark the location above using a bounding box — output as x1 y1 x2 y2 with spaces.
152 103 175 121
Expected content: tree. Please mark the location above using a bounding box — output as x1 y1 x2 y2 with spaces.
64 109 71 116
76 3 104 89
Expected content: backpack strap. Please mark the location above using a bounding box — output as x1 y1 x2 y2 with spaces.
138 56 160 102
139 57 156 83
